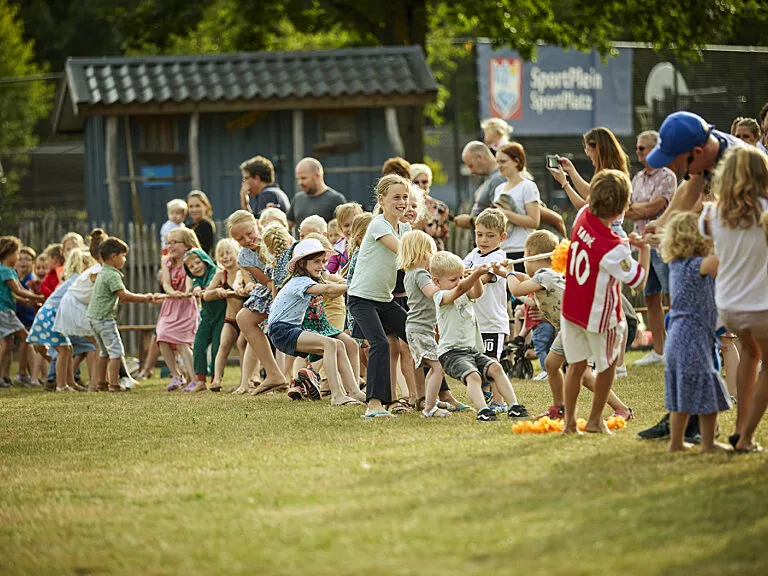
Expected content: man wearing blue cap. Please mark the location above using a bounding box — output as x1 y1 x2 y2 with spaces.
645 111 745 227
637 111 745 442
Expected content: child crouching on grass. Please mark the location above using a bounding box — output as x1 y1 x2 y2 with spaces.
184 248 227 393
87 237 160 392
267 239 364 406
661 212 732 452
430 251 529 422
560 170 649 435
500 230 633 421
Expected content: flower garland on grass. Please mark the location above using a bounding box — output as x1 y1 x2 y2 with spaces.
512 415 627 434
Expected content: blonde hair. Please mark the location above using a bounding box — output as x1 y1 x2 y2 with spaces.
761 210 768 243
481 118 513 137
258 207 288 229
304 232 334 251
299 214 327 234
215 238 240 263
377 174 411 200
187 190 214 218
397 230 436 271
227 209 257 233
327 218 339 234
524 229 559 257
430 251 464 277
335 202 364 225
711 147 768 229
61 232 84 249
661 212 713 262
475 208 508 235
408 184 427 225
167 198 188 215
167 227 201 250
589 169 631 219
410 163 433 186
262 223 295 259
62 248 96 280
340 212 375 276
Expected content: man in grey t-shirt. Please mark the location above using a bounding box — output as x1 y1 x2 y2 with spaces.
287 157 347 229
454 141 506 229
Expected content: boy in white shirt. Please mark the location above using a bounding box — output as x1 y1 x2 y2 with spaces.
160 199 187 254
462 208 511 411
431 251 529 422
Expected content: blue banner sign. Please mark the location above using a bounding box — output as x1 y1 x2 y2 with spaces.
477 43 633 136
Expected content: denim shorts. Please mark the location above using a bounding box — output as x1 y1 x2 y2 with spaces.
439 348 496 383
70 335 97 357
268 321 308 358
531 321 556 368
644 248 670 296
88 318 125 359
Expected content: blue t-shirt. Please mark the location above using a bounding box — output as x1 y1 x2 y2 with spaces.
267 276 316 327
0 265 19 311
16 272 36 326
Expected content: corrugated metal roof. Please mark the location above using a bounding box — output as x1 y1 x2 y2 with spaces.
64 46 437 108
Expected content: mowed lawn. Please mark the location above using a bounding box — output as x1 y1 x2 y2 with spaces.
1 352 768 576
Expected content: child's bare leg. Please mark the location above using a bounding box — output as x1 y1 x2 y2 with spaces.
138 335 159 378
465 372 487 410
334 338 366 402
545 351 565 406
158 342 181 379
0 337 11 379
734 330 759 435
585 364 616 434
563 360 587 434
486 362 519 406
424 360 444 411
213 324 237 384
85 348 97 386
93 355 108 386
18 340 31 376
735 339 768 451
237 308 285 385
337 333 360 383
699 412 731 452
580 368 629 412
107 357 121 390
388 334 402 400
669 412 693 451
720 335 740 398
438 388 463 408
54 346 71 390
398 340 420 404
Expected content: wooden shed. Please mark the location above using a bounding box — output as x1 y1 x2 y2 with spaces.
52 46 438 226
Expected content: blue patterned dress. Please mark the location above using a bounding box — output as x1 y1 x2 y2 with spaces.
238 247 273 315
664 257 732 414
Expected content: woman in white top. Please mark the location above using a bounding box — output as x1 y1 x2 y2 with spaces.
493 142 541 271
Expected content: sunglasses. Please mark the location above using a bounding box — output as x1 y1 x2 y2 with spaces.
413 179 429 185
636 146 646 151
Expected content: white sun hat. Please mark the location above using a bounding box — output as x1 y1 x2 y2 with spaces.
287 238 329 272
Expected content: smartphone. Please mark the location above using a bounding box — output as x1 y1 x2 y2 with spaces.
546 155 560 170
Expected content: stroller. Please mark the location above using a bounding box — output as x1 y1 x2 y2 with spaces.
500 335 534 380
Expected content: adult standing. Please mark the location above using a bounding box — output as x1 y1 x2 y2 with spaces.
454 141 506 229
492 143 541 269
625 130 677 366
239 155 291 216
286 158 347 229
186 190 216 254
410 163 450 251
637 110 747 443
481 118 513 152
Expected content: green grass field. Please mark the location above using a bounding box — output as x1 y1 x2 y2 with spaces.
1 352 767 575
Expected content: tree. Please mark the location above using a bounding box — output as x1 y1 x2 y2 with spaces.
0 0 53 223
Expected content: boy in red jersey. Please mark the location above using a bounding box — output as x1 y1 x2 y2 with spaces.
561 170 650 434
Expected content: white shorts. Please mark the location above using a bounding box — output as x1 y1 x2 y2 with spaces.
561 318 625 374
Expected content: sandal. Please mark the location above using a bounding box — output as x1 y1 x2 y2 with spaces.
387 400 413 415
422 405 451 418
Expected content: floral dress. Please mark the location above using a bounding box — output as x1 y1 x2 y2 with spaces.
239 247 273 315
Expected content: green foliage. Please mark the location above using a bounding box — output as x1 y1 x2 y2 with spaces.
0 0 53 213
424 154 448 185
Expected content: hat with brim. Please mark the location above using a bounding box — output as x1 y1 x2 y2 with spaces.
646 111 713 169
287 238 329 272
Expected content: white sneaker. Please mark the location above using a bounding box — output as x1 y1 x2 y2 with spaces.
633 350 664 366
615 366 628 379
533 371 548 381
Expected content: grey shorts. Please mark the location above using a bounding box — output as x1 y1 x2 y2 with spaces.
88 318 125 359
0 309 25 339
439 348 497 383
550 331 564 357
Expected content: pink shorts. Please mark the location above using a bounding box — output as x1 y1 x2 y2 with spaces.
719 308 768 340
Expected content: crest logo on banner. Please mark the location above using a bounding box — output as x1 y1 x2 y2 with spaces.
489 57 523 120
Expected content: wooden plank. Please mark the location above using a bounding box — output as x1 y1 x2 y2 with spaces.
124 116 144 226
105 116 123 224
292 110 304 169
189 112 201 190
127 222 136 355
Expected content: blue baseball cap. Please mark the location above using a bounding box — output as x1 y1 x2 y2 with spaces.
646 111 713 169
